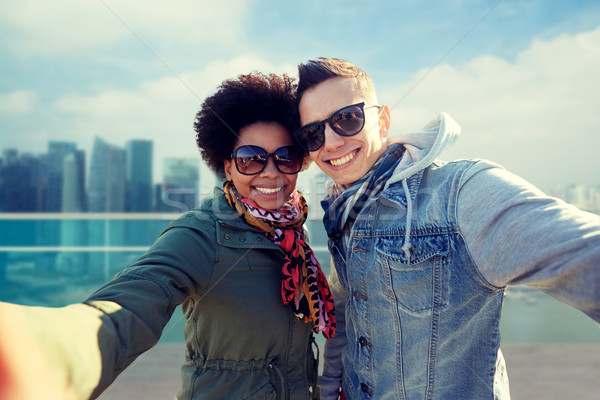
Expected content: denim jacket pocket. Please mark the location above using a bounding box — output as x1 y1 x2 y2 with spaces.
376 233 449 313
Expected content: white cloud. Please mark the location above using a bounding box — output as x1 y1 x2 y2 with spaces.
0 0 248 56
380 26 600 187
51 55 296 182
54 54 295 141
0 90 38 113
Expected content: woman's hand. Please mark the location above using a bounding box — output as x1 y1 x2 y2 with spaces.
0 302 80 400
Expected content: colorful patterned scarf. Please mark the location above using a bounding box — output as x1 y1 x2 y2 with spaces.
223 181 336 339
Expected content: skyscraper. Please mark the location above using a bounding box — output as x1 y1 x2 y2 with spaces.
21 153 48 212
86 137 126 279
58 152 88 275
61 151 86 212
45 141 77 212
160 158 199 212
0 150 46 212
87 136 126 212
126 139 153 212
0 149 24 211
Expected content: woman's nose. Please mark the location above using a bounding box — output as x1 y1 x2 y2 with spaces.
260 156 280 176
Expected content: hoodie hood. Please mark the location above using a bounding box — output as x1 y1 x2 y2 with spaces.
383 112 460 259
383 112 460 191
321 112 461 261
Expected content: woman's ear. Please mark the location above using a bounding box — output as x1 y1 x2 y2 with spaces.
223 159 233 181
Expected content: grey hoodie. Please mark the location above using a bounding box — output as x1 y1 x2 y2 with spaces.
320 112 600 400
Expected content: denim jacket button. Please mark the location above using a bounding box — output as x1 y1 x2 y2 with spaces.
360 383 372 395
224 234 231 240
359 337 371 347
353 291 367 299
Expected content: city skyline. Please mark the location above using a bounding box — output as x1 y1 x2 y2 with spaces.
1 2 599 190
0 137 215 213
1 139 599 215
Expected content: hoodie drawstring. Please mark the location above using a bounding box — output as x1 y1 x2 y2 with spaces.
401 179 413 260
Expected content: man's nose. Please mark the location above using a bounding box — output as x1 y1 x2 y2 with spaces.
322 124 345 151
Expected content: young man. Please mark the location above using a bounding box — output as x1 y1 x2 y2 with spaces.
294 57 600 400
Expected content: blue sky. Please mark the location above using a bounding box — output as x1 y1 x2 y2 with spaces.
1 0 599 192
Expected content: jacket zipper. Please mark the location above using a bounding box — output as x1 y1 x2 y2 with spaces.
281 311 293 400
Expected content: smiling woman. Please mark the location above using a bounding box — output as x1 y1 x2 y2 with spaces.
0 72 334 400
224 123 302 210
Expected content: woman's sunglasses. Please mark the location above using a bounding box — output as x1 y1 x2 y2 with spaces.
230 145 304 175
293 102 380 151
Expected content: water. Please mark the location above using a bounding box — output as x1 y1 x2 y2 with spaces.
1 215 598 344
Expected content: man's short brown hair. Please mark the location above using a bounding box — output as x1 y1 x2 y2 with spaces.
297 57 376 101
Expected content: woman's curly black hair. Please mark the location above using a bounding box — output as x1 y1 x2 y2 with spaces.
194 72 307 179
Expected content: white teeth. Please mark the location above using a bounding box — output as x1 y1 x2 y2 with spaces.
329 151 356 167
256 187 282 194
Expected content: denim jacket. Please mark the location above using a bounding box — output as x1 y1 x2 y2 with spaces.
320 114 600 400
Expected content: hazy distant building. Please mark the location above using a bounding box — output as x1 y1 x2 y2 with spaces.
0 149 46 211
160 158 199 212
22 153 48 212
58 153 87 273
547 184 600 215
86 137 127 278
2 149 18 165
87 136 126 212
0 149 25 211
126 140 153 212
61 151 86 212
45 141 77 212
154 183 170 212
198 161 217 204
297 167 331 220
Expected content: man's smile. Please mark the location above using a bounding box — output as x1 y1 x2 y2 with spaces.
328 148 359 167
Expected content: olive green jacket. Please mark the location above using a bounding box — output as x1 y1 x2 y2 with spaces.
61 188 319 399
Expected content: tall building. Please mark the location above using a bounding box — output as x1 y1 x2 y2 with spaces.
547 184 600 215
108 146 126 212
86 137 127 279
0 149 46 212
87 136 126 212
57 151 88 274
126 140 153 212
2 149 18 165
297 166 331 220
45 141 77 212
160 158 199 212
61 151 86 212
0 149 24 211
198 161 217 205
21 153 48 212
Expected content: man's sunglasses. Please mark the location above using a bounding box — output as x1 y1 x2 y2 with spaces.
293 102 380 151
230 145 304 175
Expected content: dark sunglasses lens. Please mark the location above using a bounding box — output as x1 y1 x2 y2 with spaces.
233 146 267 175
296 124 325 151
331 105 365 136
274 146 303 173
